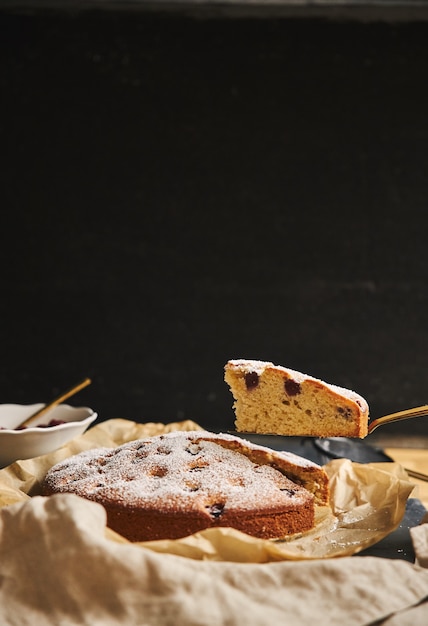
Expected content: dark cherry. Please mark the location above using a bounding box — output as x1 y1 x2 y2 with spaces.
337 406 352 419
10 418 67 431
244 371 259 389
37 419 67 428
207 503 225 518
284 379 301 396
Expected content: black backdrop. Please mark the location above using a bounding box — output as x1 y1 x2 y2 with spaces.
1 7 428 438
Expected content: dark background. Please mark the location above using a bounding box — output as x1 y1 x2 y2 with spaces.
1 4 428 439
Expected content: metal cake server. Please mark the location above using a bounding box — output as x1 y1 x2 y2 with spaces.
232 404 428 482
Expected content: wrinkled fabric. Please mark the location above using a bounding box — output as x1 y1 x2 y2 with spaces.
0 494 427 626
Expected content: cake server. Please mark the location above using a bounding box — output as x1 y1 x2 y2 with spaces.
231 404 428 481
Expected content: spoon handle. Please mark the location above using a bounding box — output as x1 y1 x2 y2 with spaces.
18 378 92 428
367 404 428 435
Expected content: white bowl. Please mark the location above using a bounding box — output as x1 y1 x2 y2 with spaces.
0 403 97 468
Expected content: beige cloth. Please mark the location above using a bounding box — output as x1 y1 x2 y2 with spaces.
0 494 428 626
0 419 418 561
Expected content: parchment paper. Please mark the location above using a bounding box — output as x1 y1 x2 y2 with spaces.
0 418 416 561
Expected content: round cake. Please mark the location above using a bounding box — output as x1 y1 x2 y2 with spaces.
42 430 329 542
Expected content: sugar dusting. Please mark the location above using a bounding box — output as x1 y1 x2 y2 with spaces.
44 431 313 512
227 359 368 412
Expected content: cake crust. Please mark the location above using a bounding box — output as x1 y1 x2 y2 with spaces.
42 430 329 542
225 359 369 438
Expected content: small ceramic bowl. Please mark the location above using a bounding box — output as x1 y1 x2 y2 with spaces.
0 403 97 468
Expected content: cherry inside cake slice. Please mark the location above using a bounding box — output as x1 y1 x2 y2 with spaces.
225 359 369 438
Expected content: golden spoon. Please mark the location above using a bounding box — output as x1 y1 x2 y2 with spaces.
18 377 92 429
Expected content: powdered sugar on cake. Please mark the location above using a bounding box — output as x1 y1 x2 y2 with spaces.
228 359 368 412
44 431 317 512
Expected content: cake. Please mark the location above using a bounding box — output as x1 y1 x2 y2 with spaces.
225 359 369 438
42 430 329 542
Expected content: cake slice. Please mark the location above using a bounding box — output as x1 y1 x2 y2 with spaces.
225 359 369 438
